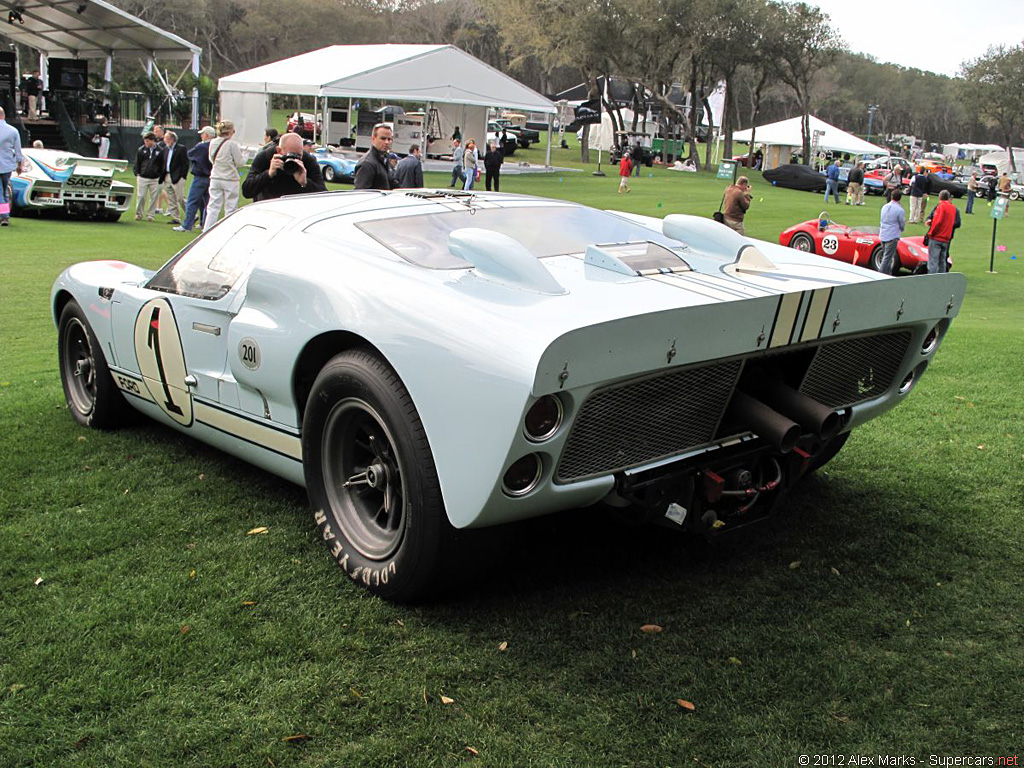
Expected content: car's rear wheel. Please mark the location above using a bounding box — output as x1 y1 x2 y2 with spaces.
58 300 127 429
323 165 335 182
789 232 815 253
302 349 453 602
868 244 885 272
1011 189 1021 201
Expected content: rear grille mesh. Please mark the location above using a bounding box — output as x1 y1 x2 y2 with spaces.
800 330 912 408
556 360 741 482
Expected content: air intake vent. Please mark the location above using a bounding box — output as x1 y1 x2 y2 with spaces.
556 360 742 482
800 331 912 408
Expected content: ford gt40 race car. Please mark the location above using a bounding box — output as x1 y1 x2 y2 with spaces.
780 216 928 273
313 149 357 184
52 190 965 601
12 148 133 221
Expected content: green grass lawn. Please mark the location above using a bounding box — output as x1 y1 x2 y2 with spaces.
1 156 1021 766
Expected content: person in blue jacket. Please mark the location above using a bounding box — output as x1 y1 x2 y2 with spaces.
824 159 841 204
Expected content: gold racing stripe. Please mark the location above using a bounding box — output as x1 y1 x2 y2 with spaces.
768 292 803 348
799 287 834 342
193 401 302 461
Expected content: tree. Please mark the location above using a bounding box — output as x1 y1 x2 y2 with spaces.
960 45 1024 172
771 1 841 164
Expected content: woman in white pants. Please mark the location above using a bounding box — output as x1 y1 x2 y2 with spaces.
204 120 245 229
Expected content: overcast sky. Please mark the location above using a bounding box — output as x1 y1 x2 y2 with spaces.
809 0 1024 77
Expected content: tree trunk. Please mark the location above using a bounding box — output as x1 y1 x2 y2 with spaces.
688 65 700 169
745 72 769 170
703 95 714 169
800 104 811 165
722 73 733 160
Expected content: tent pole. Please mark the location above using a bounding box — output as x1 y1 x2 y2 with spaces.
190 52 200 129
545 113 553 168
104 54 113 105
145 56 153 119
39 52 49 115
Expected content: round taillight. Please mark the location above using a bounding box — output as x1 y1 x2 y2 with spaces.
502 454 543 497
898 370 916 395
524 395 563 441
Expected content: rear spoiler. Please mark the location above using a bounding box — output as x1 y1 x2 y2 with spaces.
67 157 129 172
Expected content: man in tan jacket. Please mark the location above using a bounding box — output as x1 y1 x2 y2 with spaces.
723 176 752 235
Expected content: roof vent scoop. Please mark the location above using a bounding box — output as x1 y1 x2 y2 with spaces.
449 228 567 295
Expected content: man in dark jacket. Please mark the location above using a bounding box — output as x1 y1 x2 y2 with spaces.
908 168 931 223
483 141 503 191
846 162 864 205
354 124 394 191
174 126 215 232
242 131 326 201
133 132 165 221
160 130 190 225
394 144 423 188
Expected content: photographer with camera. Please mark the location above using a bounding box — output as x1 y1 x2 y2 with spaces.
242 131 326 202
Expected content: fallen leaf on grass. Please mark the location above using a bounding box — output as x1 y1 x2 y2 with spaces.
465 747 479 757
189 570 196 580
33 577 44 587
440 695 455 705
180 625 190 634
631 649 638 659
77 436 87 442
8 683 26 694
198 473 205 480
831 713 849 723
395 619 405 627
830 567 841 576
422 687 428 704
788 561 801 570
727 657 742 666
282 734 310 743
498 641 508 652
241 601 257 607
350 686 362 699
640 624 663 634
246 526 269 535
675 699 696 711
72 735 92 750
976 445 985 450
954 395 965 401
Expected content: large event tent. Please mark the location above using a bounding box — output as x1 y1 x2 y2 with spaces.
733 115 885 169
218 45 557 161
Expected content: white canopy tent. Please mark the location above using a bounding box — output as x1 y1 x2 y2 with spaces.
0 0 201 125
943 142 1004 159
977 148 1024 176
218 45 558 163
733 115 886 169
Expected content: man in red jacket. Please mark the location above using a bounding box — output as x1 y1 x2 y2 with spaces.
925 190 956 274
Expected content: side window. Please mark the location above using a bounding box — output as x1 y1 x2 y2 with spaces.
147 223 269 300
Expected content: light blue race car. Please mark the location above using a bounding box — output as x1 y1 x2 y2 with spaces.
11 148 133 221
313 148 357 184
51 190 966 601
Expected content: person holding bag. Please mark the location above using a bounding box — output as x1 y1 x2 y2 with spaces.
461 139 479 191
205 120 245 227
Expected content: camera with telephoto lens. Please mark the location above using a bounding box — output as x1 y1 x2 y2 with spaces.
280 152 303 173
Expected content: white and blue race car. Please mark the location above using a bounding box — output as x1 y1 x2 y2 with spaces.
11 148 133 221
313 148 357 184
51 190 966 600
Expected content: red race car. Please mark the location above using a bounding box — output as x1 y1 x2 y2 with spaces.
779 216 928 273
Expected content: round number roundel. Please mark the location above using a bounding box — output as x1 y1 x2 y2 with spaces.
821 234 840 255
133 298 193 426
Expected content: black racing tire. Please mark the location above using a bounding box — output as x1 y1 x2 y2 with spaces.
58 300 127 429
103 210 124 222
323 165 336 182
789 232 815 253
868 244 884 272
302 348 453 602
807 431 850 473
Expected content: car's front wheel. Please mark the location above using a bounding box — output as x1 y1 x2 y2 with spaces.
58 299 127 429
323 165 335 182
789 232 815 253
302 349 453 601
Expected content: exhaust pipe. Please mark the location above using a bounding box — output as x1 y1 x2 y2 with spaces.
748 378 840 440
725 391 801 453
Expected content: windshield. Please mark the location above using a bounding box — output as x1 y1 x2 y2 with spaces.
339 205 684 269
